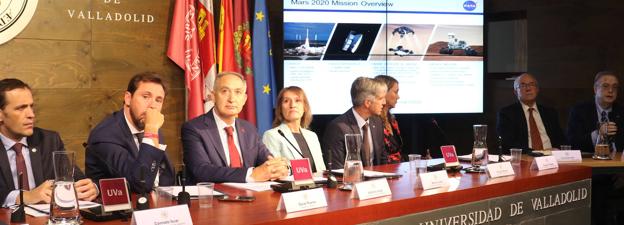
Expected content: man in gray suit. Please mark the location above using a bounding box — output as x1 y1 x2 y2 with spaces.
182 72 289 183
322 77 388 169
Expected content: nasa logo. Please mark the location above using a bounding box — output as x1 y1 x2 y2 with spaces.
463 1 477 11
0 0 39 45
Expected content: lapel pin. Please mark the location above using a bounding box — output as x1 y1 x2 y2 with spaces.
31 148 37 153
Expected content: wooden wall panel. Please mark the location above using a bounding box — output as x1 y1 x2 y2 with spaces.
0 39 92 88
91 0 173 43
32 89 123 137
0 0 186 171
91 41 183 89
18 0 92 41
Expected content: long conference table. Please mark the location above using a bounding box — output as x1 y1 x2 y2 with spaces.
0 159 592 225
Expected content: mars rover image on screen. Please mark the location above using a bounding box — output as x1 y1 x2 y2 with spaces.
370 24 434 61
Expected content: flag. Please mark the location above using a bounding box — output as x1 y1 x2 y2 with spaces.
233 0 257 126
218 0 236 73
167 0 203 120
219 0 257 125
252 0 276 134
196 0 217 111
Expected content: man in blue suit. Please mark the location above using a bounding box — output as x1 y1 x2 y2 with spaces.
86 72 174 193
182 72 289 183
496 73 566 152
0 78 97 206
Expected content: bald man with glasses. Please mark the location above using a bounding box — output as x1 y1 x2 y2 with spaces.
497 73 566 152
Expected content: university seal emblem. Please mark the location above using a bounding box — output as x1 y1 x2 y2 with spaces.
0 0 38 45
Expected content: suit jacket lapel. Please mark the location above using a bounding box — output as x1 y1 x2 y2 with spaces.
0 144 15 189
115 111 140 158
26 134 45 185
516 103 529 141
346 109 361 134
205 111 228 166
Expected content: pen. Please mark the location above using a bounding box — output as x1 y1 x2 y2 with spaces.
25 205 49 215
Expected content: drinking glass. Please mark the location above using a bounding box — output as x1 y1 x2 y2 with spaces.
343 134 363 189
49 151 80 225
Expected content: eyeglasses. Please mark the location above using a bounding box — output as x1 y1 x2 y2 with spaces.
598 83 619 91
516 83 536 89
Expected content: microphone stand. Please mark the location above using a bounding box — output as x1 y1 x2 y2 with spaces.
323 132 337 189
277 129 335 188
135 167 149 210
177 165 190 207
432 118 452 145
11 173 25 223
497 136 505 162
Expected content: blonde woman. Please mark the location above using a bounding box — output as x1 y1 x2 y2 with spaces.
262 86 326 172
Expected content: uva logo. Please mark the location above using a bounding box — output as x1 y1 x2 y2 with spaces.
106 189 124 196
463 1 477 11
295 167 309 173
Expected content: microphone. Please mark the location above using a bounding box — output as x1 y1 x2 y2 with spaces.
608 112 618 150
11 172 25 223
177 165 190 207
497 136 505 162
135 166 149 210
277 130 305 158
432 118 452 145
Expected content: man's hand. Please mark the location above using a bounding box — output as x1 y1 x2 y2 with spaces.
19 180 53 204
599 122 618 136
75 178 98 201
144 108 164 133
250 156 289 181
144 108 164 146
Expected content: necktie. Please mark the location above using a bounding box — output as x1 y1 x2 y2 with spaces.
601 111 608 123
224 126 242 168
135 133 144 150
12 143 30 190
528 108 544 150
362 122 372 167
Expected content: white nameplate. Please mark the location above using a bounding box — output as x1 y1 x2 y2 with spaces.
551 150 582 163
420 170 449 190
486 162 515 178
276 188 327 213
351 178 392 200
531 156 559 171
131 205 192 225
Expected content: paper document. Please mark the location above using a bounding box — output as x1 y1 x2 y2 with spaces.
25 201 100 217
278 174 326 182
222 182 279 192
458 154 511 162
155 186 224 198
331 169 401 178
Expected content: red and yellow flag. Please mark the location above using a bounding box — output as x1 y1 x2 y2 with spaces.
218 0 256 125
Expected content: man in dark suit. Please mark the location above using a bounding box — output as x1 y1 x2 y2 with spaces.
567 71 624 225
182 72 289 183
0 78 97 206
322 77 388 169
86 72 174 193
567 71 624 152
496 73 566 152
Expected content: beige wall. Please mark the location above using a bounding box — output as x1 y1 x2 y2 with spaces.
0 0 185 170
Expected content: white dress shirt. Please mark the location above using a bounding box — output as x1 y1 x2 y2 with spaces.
352 109 374 161
1 134 35 207
521 103 552 149
212 110 255 182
